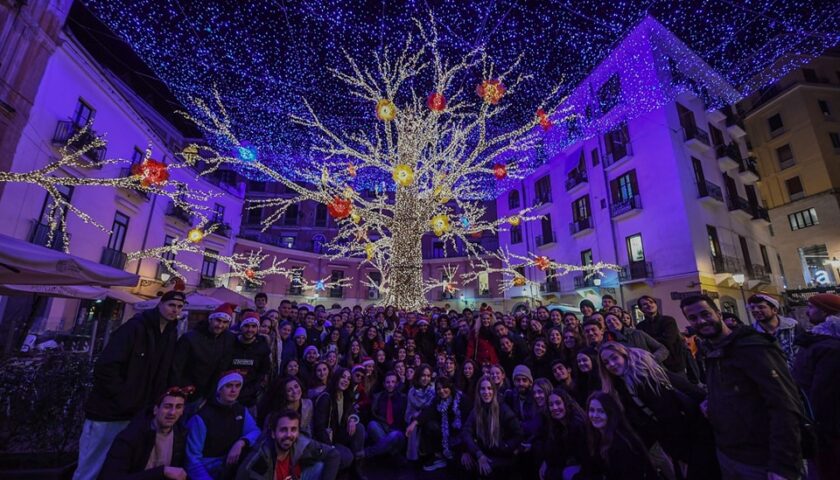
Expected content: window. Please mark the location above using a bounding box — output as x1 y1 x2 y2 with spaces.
73 98 95 126
709 124 725 147
760 245 772 274
201 249 218 278
768 113 784 135
799 244 836 286
510 225 522 244
788 208 819 231
312 234 326 254
508 190 520 209
776 144 795 169
212 204 225 223
478 271 490 296
818 100 832 118
162 235 176 262
279 236 295 249
597 74 621 114
610 170 638 202
540 214 553 243
289 268 303 295
581 249 593 266
830 132 840 149
604 123 631 164
330 270 344 298
131 147 144 165
284 204 299 225
802 68 818 83
677 103 696 131
107 211 129 252
707 225 721 258
246 206 262 225
535 175 552 203
572 195 590 221
368 272 382 299
626 234 645 262
591 148 599 167
315 203 327 227
431 241 445 258
786 176 804 200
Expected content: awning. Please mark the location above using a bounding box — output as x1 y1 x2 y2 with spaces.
134 291 224 311
0 233 138 286
196 286 255 308
0 284 144 303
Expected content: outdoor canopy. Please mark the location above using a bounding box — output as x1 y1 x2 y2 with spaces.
0 284 144 303
0 233 138 286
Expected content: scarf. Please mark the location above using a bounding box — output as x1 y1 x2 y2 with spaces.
436 391 463 458
406 385 436 421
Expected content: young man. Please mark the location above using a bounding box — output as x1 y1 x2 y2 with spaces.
680 295 803 480
278 299 293 323
793 293 840 479
747 294 804 370
231 312 271 412
99 388 188 480
578 299 596 320
170 304 237 405
75 290 185 480
636 295 686 373
362 371 407 461
236 409 342 480
503 365 538 479
600 294 616 312
185 371 260 479
254 293 268 316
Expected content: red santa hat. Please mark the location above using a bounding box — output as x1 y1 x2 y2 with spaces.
209 303 234 322
361 356 375 366
240 311 261 328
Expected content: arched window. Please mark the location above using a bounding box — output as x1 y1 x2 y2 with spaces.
508 190 520 209
312 234 326 254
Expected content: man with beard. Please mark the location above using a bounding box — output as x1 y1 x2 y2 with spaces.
75 290 184 480
747 294 804 370
680 295 803 480
99 388 188 479
236 410 341 480
230 312 271 413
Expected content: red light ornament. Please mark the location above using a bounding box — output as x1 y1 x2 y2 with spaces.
535 256 551 271
493 163 507 180
131 158 169 187
327 196 352 220
427 92 446 112
536 108 553 131
476 80 506 105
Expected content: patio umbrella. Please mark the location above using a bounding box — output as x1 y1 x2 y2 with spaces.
0 233 138 286
132 291 224 311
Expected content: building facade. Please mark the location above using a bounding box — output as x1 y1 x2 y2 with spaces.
738 51 840 291
497 17 783 323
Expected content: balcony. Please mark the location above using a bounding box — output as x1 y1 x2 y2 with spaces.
619 261 653 282
603 143 633 169
329 287 344 298
715 144 740 171
610 194 642 219
29 221 67 251
751 264 772 283
569 217 593 236
100 247 127 270
706 109 726 124
208 221 232 238
725 113 747 138
199 276 216 288
683 126 711 153
751 205 771 225
117 167 151 201
574 275 599 289
727 195 754 220
540 280 560 293
165 202 193 224
565 170 588 192
697 180 724 205
52 120 106 166
738 156 760 184
535 231 557 247
532 194 552 207
711 255 744 275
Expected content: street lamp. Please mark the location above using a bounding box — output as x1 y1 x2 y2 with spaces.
160 272 171 283
732 273 748 321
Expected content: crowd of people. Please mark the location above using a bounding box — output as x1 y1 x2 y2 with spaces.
72 288 840 480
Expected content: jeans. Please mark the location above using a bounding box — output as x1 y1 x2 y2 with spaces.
365 420 405 458
72 419 130 480
716 450 798 480
301 462 325 480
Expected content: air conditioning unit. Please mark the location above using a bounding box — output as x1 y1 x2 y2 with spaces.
367 290 379 300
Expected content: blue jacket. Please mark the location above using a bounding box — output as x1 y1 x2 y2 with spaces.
185 399 260 480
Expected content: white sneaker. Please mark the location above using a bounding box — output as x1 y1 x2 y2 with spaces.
422 458 447 471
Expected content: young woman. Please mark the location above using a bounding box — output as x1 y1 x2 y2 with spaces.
603 313 669 364
455 359 479 407
487 364 510 397
578 391 658 480
573 348 601 407
417 376 467 472
597 342 718 480
559 327 583 368
405 364 436 461
392 360 408 393
362 326 385 356
531 378 553 414
460 375 523 479
549 309 564 329
373 348 390 378
322 327 343 355
283 359 300 380
257 376 313 435
546 327 565 360
307 361 331 400
344 338 364 369
526 338 553 380
313 367 367 478
535 388 587 480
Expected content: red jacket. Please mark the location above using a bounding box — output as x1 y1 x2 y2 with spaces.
466 333 499 366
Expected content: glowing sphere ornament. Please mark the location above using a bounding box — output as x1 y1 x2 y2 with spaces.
392 164 414 187
493 163 507 180
351 212 361 224
476 79 506 105
187 228 204 243
535 256 551 271
430 214 450 236
444 282 457 293
347 163 357 177
536 108 553 131
131 158 169 187
365 243 375 260
470 231 483 239
460 216 470 229
427 92 446 112
508 215 521 227
236 144 258 162
245 269 255 279
327 196 352 220
376 99 396 121
513 276 526 287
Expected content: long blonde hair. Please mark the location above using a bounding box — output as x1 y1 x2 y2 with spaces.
474 375 500 448
597 342 672 396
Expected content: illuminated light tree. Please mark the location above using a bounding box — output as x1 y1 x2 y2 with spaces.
177 17 614 310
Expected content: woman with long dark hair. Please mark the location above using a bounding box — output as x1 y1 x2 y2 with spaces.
455 359 479 407
257 376 313 435
313 367 367 478
405 363 436 461
307 360 331 400
526 338 553 380
535 388 587 480
559 327 583 367
578 391 658 480
573 348 601 407
597 342 718 480
460 375 523 479
416 376 468 472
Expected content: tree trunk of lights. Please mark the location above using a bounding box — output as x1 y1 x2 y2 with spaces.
385 187 425 310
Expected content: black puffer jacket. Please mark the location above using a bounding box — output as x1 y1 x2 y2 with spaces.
704 327 803 480
461 402 523 458
85 309 178 421
169 320 236 399
793 331 840 441
230 336 271 407
99 413 186 480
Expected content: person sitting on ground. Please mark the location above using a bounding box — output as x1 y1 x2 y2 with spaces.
99 387 188 480
258 376 314 435
185 371 260 479
535 388 587 480
361 371 407 462
235 409 343 480
313 367 368 480
416 376 467 472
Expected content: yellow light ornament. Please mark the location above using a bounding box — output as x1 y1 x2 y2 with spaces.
508 215 521 227
187 228 204 243
351 212 361 224
430 214 450 236
376 99 397 121
365 243 375 260
392 164 414 187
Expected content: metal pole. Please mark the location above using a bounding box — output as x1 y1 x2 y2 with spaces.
739 285 749 323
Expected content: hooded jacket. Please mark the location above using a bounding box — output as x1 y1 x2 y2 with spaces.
99 413 186 480
704 327 803 479
85 309 178 421
169 320 236 399
793 324 840 440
